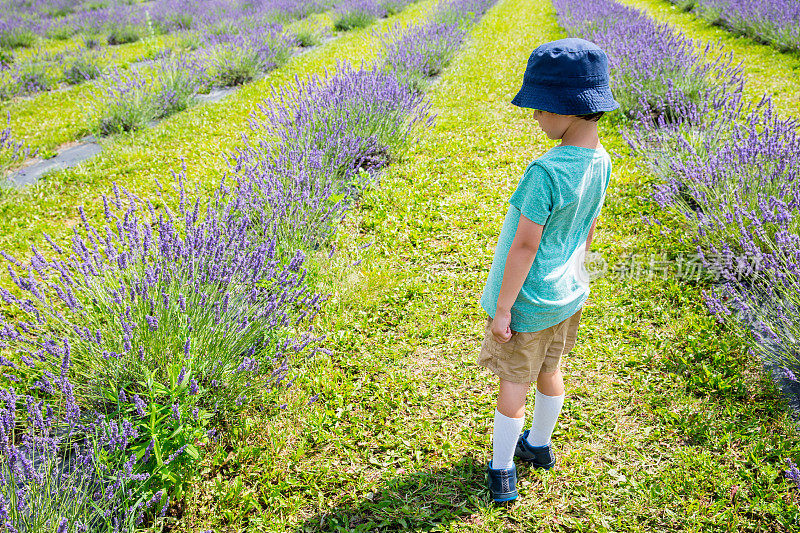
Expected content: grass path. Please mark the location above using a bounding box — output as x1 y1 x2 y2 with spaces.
0 1 436 263
617 0 800 118
173 0 800 531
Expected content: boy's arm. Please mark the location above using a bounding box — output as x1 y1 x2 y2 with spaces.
493 213 545 343
585 216 598 251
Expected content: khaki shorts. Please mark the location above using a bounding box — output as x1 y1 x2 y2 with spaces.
477 307 583 384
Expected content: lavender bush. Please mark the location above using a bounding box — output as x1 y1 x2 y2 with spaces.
0 176 325 414
202 23 296 88
333 0 388 32
61 47 104 85
434 0 499 25
379 20 466 92
229 62 433 252
92 67 157 135
626 91 800 350
151 54 206 118
0 27 36 50
0 351 168 531
91 54 205 135
107 25 142 46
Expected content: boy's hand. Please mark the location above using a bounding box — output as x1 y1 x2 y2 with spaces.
491 310 513 343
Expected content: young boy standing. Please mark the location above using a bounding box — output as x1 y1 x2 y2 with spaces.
478 38 620 502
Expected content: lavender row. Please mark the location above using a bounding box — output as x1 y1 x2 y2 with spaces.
556 0 800 455
672 0 800 53
552 0 743 123
0 0 416 102
0 0 498 528
0 45 104 100
0 0 327 49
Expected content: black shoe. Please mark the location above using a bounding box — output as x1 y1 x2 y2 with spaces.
486 461 518 502
514 430 556 469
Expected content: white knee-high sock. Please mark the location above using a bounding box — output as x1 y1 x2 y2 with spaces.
491 408 525 470
526 389 565 447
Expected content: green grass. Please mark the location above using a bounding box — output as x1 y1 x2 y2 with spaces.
167 0 800 530
617 0 800 119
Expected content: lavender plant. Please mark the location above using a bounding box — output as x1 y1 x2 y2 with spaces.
0 176 325 418
92 67 157 135
226 63 432 253
62 48 104 85
292 19 328 48
151 54 205 118
107 25 142 45
378 20 466 92
91 53 204 135
599 0 800 378
434 0 499 25
201 23 296 88
0 351 167 532
333 0 387 32
0 27 36 49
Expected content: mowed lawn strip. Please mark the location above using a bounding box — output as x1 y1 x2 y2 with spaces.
172 0 800 531
618 0 800 118
0 0 436 266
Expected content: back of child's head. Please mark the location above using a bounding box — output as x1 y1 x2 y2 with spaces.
510 38 619 118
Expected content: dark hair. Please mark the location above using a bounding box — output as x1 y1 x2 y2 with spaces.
575 111 605 122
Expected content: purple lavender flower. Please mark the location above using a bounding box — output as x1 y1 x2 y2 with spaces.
784 458 800 491
133 395 147 417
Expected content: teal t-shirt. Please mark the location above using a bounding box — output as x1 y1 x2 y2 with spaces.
480 144 612 332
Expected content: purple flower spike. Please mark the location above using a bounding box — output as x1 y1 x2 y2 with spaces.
785 459 800 489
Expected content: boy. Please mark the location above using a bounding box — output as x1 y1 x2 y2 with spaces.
478 38 620 502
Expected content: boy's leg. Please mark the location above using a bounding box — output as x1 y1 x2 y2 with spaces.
492 379 530 469
525 368 565 447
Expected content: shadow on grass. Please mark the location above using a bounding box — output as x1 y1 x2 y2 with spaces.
295 455 490 532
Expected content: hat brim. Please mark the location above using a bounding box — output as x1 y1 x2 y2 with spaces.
511 84 620 114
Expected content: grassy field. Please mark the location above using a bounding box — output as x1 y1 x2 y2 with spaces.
0 0 436 268
617 0 800 119
169 0 800 531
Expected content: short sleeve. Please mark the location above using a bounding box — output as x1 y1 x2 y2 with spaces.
509 163 553 226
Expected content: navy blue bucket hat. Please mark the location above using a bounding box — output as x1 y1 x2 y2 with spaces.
511 38 620 115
